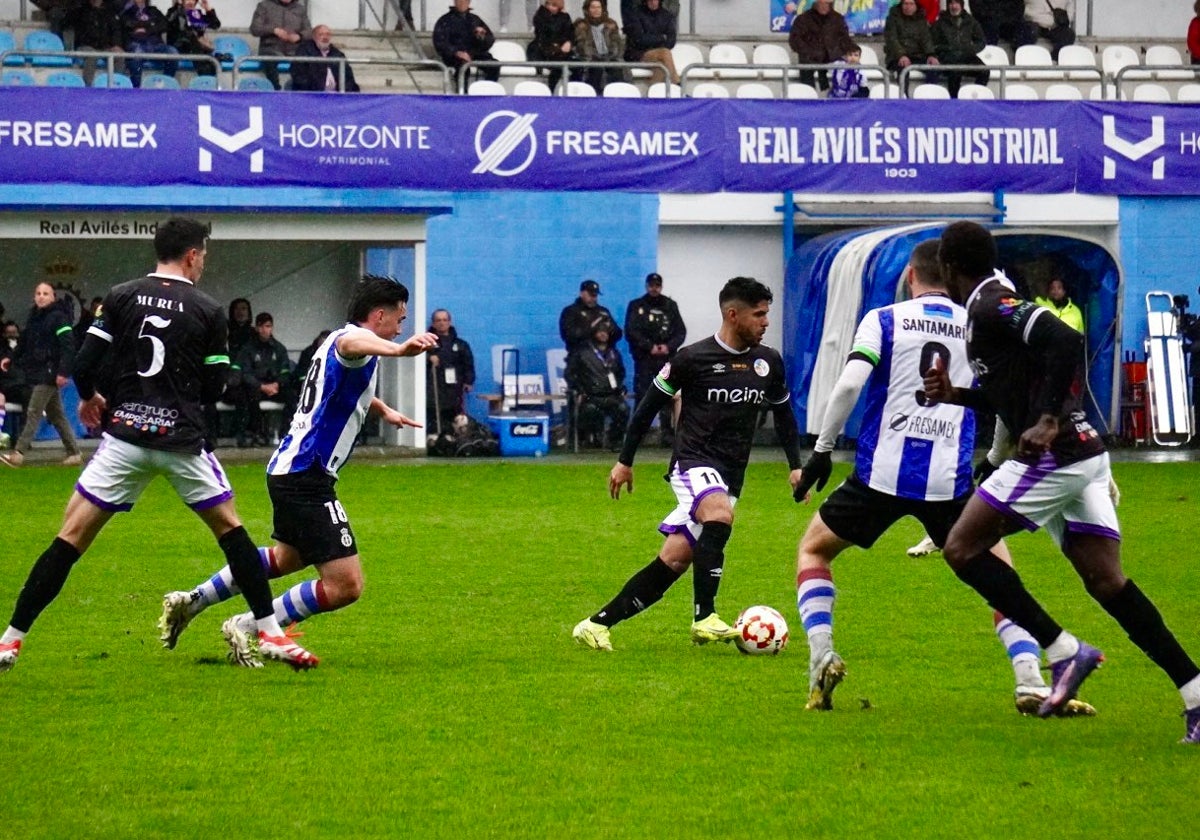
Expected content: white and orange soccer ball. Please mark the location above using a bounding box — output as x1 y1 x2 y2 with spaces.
734 605 789 655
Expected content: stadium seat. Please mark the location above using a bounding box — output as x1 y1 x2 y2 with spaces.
236 75 275 91
911 83 950 99
707 42 755 79
566 80 596 97
491 39 537 76
601 81 641 97
859 43 881 67
784 82 819 99
2 68 35 85
0 30 23 66
1101 44 1142 84
956 83 994 99
1000 82 1038 99
670 43 705 80
1044 82 1083 100
1177 83 1200 102
868 83 899 98
751 43 793 79
213 35 257 71
1087 83 1116 100
856 42 886 84
93 72 133 88
512 79 551 96
44 70 85 86
1144 44 1191 80
1056 43 1098 80
646 81 682 98
1013 43 1056 80
689 81 729 98
24 30 72 67
187 74 220 90
142 73 181 90
467 79 506 95
735 81 774 98
1131 82 1171 102
977 44 1009 68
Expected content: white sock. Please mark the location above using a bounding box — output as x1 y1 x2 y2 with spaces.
797 568 835 667
1044 632 1081 664
1 626 26 644
1180 674 1200 710
256 615 284 637
994 614 1045 687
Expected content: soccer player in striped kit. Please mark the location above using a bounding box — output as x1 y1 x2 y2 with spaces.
793 239 1091 716
925 222 1200 741
158 275 437 666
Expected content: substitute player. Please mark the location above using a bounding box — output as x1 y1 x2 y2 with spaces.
0 218 316 672
924 221 1200 741
158 275 437 665
792 240 1091 716
573 276 804 651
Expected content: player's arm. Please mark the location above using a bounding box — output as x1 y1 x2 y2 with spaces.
53 312 76 384
336 327 438 359
975 416 1012 483
921 356 990 411
792 356 871 502
609 380 672 500
368 396 421 429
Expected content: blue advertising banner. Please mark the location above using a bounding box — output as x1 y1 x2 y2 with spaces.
770 0 893 35
0 89 1197 197
723 99 1077 194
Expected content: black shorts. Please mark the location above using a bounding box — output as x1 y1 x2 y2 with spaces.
267 467 357 567
818 474 968 550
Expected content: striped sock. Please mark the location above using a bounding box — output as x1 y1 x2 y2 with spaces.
274 579 331 628
994 611 1044 687
797 568 836 664
191 547 281 612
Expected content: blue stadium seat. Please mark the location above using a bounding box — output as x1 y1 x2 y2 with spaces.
93 72 134 88
2 68 35 85
213 35 257 71
0 30 23 66
24 31 73 67
44 70 86 87
142 73 181 89
187 74 219 90
236 75 275 92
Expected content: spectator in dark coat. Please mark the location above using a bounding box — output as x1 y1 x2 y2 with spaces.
434 0 500 84
290 24 360 91
527 0 576 90
67 0 126 85
884 0 939 81
120 0 180 87
788 0 853 90
622 0 678 85
933 0 989 96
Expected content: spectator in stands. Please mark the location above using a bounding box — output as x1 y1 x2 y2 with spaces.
1 283 81 468
395 0 414 31
970 0 1033 51
1023 0 1073 60
231 312 295 448
290 24 360 92
68 0 127 86
425 309 475 437
295 328 331 381
573 0 624 93
227 297 254 358
1190 1 1200 66
884 0 939 84
251 0 312 91
917 0 940 24
73 296 103 345
828 41 869 99
499 0 538 33
166 0 222 76
434 0 501 85
624 272 685 446
623 0 679 86
560 279 623 361
31 0 76 38
0 321 28 451
121 0 180 88
528 0 576 91
567 318 628 450
933 0 989 97
1035 276 1084 333
788 0 853 91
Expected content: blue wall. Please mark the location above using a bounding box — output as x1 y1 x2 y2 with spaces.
1118 197 1200 355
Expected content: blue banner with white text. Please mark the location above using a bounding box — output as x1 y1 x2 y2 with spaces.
0 89 1195 197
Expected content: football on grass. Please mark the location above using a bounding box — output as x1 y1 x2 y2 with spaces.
734 605 789 655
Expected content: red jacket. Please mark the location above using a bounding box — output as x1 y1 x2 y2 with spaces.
1189 17 1200 61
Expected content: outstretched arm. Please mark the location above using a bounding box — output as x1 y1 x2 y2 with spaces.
369 396 422 429
337 327 438 359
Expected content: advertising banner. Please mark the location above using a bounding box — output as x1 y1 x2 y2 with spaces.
770 0 893 35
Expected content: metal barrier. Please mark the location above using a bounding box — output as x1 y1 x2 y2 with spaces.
0 48 221 86
1113 64 1200 100
235 54 453 93
456 59 671 95
900 62 1106 98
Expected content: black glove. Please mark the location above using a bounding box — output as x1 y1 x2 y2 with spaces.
793 450 832 502
973 456 999 485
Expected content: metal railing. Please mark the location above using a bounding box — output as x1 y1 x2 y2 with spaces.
677 60 895 98
235 54 453 93
457 58 670 95
0 48 220 85
899 62 1106 98
1113 64 1200 100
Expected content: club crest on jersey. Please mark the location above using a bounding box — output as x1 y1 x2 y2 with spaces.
753 358 770 377
998 296 1023 317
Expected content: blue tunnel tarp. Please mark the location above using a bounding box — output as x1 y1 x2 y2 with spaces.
784 225 1121 443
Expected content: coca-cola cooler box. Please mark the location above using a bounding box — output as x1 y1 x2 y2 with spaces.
486 412 550 457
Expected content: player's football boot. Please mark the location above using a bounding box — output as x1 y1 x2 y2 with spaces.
806 650 846 711
0 450 24 468
1014 684 1095 717
690 613 739 645
1038 642 1104 718
572 618 613 652
220 615 263 668
158 590 198 650
0 639 21 672
1181 707 1200 745
905 535 939 557
257 631 319 671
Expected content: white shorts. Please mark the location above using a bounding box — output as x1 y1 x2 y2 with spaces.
658 463 738 545
975 451 1119 547
75 433 235 513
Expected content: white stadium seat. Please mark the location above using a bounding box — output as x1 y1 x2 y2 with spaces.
752 43 794 79
491 40 537 76
1145 44 1192 80
911 83 950 99
689 81 730 98
735 82 775 99
1056 44 1099 80
1000 83 1039 100
566 80 596 97
1177 83 1200 102
601 81 642 97
1044 82 1083 100
646 81 682 98
1013 43 1056 80
1131 83 1171 102
467 79 506 95
784 82 819 99
512 80 551 96
957 83 994 99
707 42 755 79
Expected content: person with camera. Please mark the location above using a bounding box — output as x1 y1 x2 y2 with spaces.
624 272 685 447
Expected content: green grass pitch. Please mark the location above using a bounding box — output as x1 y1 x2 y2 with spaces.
0 456 1197 838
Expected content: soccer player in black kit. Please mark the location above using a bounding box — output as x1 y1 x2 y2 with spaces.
923 221 1200 742
573 277 804 651
0 218 316 672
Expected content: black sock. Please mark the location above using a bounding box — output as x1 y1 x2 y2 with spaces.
692 521 732 620
954 551 1063 648
219 527 274 620
11 537 81 633
1101 579 1200 689
593 557 683 627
